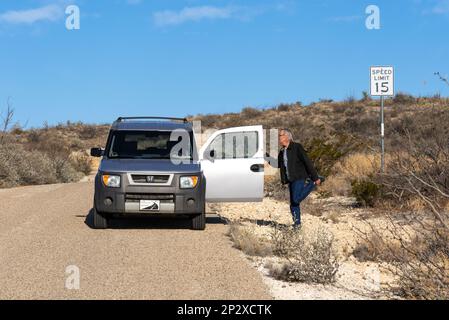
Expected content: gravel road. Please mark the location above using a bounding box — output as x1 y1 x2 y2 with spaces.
0 181 271 300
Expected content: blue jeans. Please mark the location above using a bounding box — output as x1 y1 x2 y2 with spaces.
288 179 316 225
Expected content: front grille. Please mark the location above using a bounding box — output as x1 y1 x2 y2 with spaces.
131 174 170 184
125 193 175 203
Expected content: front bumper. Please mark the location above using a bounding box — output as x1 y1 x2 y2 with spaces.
94 172 205 216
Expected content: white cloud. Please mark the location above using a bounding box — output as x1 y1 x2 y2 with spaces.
153 6 235 27
422 0 449 15
0 5 64 25
431 0 449 15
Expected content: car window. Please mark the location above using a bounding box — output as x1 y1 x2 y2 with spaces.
207 131 258 159
108 130 193 160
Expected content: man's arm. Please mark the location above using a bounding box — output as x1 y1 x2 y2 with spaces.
297 144 319 182
265 152 279 168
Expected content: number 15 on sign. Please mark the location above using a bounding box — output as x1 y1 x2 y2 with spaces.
370 66 394 96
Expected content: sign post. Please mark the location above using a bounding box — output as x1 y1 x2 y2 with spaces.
370 66 394 173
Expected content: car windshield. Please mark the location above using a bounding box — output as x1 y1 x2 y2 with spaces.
107 130 194 160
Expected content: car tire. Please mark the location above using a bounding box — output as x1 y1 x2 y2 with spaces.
191 200 206 231
191 212 206 230
93 206 108 229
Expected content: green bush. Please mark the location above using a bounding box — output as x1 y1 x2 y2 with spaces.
351 179 381 207
393 92 416 105
241 107 262 118
277 104 291 112
305 134 361 177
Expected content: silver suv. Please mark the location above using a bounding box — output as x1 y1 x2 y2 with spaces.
91 117 265 230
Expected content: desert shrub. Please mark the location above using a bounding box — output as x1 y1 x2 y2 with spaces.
264 175 289 201
361 91 371 102
71 152 92 175
0 143 57 187
352 232 402 263
0 138 87 188
356 225 449 299
271 225 303 257
304 134 362 177
194 113 223 128
322 153 380 197
393 92 416 105
52 157 83 183
351 179 381 207
396 231 449 299
343 95 356 107
227 223 273 257
277 104 291 112
79 125 98 139
323 175 351 196
69 138 85 150
357 118 449 299
241 107 262 118
269 225 339 284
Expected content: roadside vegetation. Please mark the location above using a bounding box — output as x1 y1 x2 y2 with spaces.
0 100 110 188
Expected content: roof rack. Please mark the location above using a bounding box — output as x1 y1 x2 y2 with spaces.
116 117 189 123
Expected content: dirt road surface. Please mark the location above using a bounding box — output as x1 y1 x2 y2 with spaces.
0 181 271 300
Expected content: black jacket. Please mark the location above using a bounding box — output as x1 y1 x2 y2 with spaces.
277 142 319 185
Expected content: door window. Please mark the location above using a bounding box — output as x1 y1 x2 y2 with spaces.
206 131 258 160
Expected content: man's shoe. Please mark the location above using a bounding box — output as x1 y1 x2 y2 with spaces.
293 223 302 231
318 175 326 184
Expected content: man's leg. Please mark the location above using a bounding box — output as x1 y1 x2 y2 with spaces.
289 180 305 225
298 179 316 203
288 182 299 223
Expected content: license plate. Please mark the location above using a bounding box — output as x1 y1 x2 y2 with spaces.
139 200 161 212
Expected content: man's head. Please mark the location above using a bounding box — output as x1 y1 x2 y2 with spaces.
279 128 293 148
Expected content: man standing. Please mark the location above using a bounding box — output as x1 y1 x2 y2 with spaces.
275 129 323 228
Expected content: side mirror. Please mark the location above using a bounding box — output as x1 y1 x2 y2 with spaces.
90 147 104 157
209 149 215 159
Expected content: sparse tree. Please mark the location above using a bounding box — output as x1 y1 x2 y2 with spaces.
0 97 14 145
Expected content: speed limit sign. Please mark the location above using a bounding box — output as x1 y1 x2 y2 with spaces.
370 66 394 96
370 65 394 174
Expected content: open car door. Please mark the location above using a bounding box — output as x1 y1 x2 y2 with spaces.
199 125 264 202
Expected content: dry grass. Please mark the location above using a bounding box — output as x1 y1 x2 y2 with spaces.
0 121 109 188
321 152 382 197
226 220 340 284
269 224 339 284
227 223 273 257
352 232 402 263
326 211 341 224
354 224 449 299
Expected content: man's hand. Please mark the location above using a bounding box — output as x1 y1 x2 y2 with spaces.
314 179 321 186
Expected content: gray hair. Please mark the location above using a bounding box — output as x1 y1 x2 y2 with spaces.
281 128 293 141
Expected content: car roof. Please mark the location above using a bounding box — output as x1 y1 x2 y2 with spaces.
111 120 193 131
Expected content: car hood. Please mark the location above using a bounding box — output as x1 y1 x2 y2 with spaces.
99 158 201 174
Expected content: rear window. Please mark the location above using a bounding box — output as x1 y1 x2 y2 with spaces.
107 130 194 160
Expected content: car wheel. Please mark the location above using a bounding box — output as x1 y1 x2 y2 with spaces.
93 206 108 229
191 200 206 231
191 212 206 230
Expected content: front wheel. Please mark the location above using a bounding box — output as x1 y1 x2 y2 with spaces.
93 206 108 229
191 212 206 230
191 200 206 231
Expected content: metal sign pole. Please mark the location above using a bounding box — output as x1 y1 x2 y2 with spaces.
380 96 385 174
371 66 393 174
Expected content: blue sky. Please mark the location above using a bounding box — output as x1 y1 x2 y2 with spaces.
0 0 448 127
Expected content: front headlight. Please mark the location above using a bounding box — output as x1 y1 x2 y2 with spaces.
102 175 121 188
180 176 199 189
